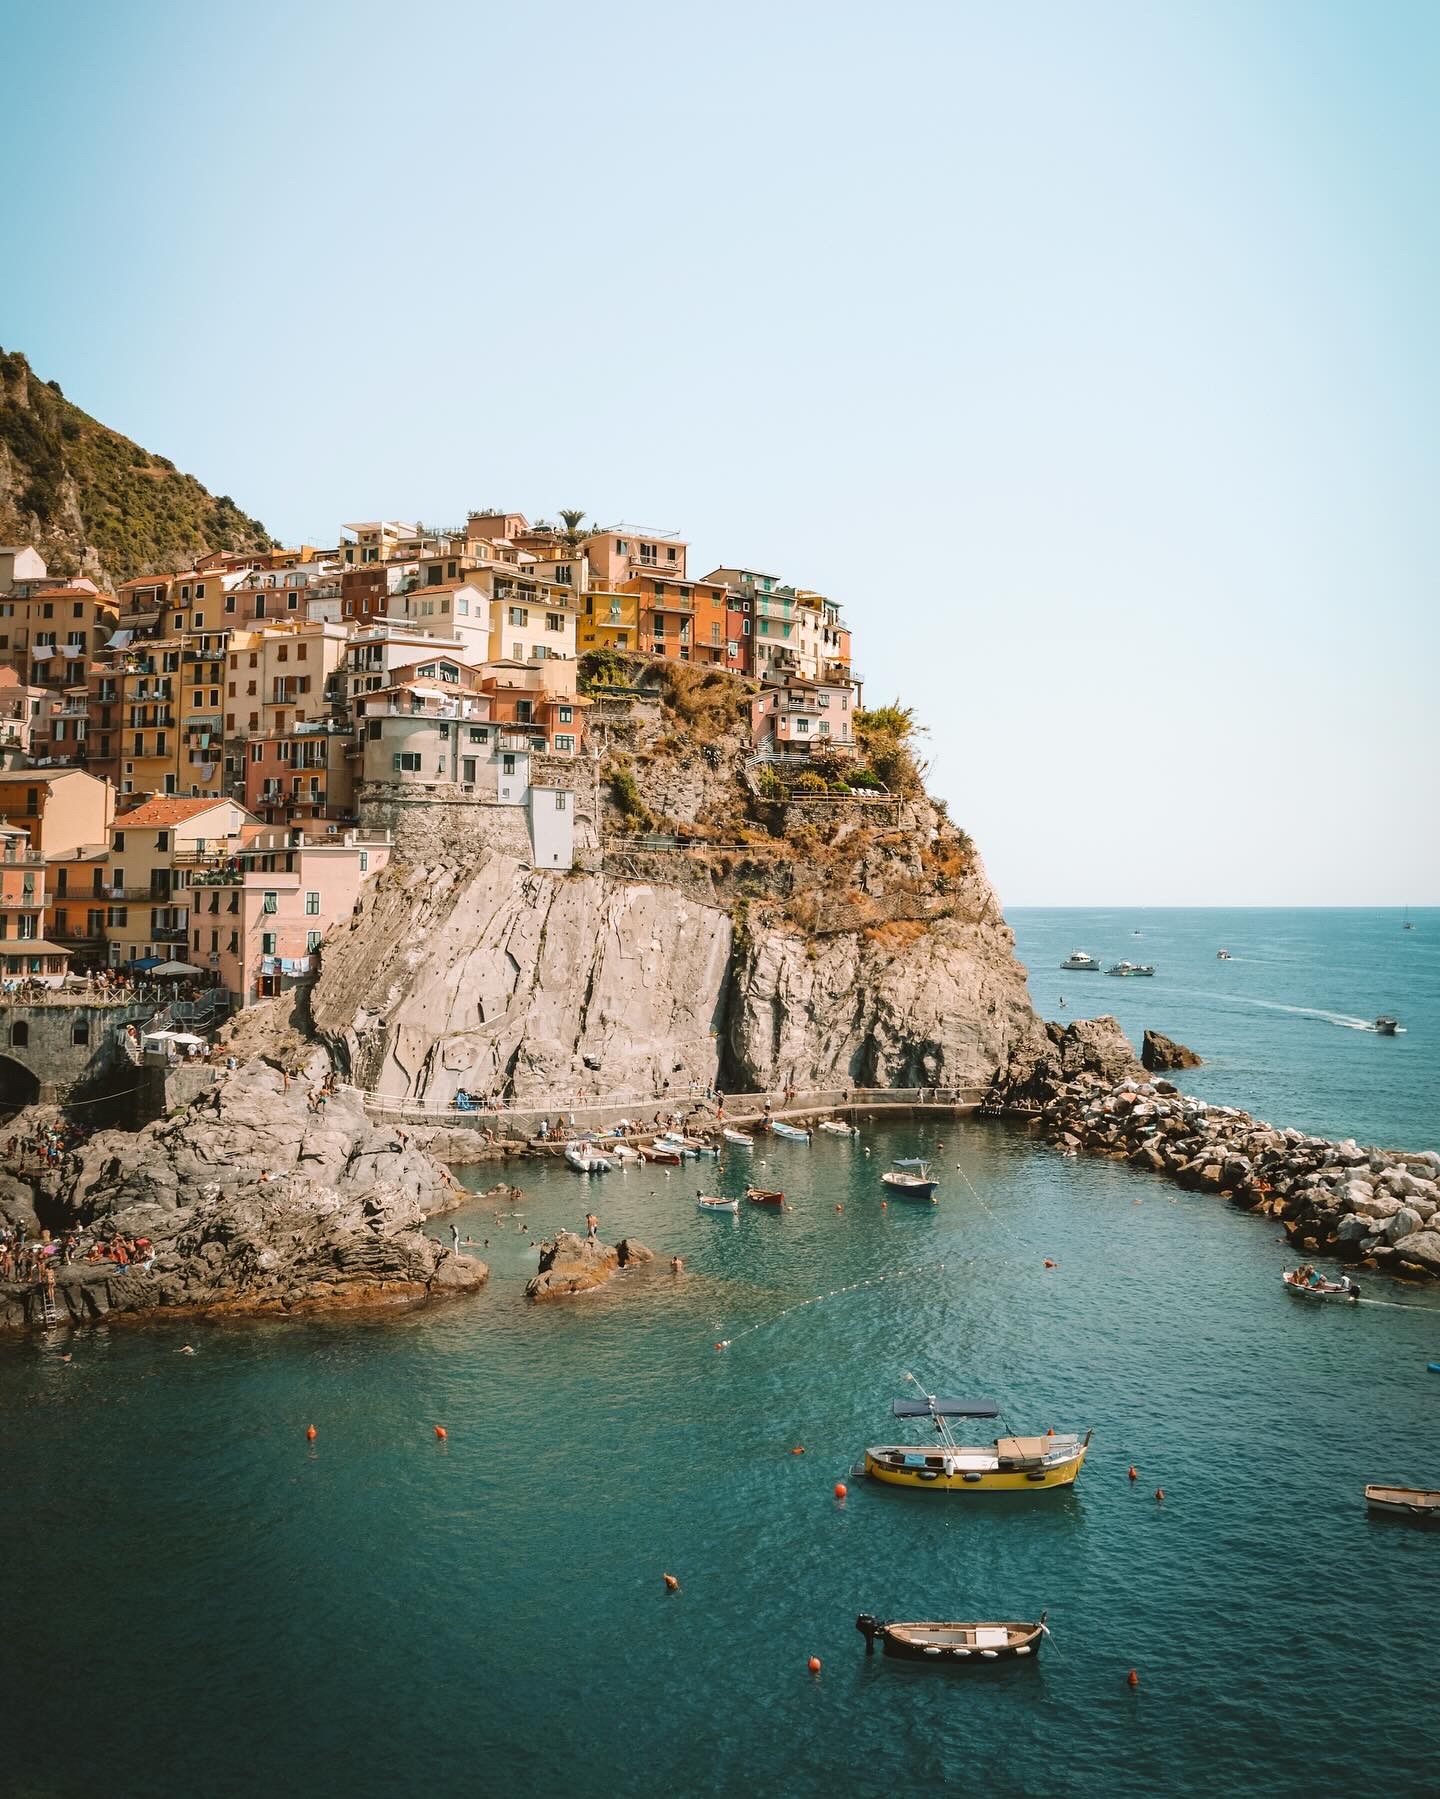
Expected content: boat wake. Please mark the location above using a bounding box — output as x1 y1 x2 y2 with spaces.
1191 993 1391 1033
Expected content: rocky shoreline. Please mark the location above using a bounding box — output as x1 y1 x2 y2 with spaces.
1029 1067 1440 1279
0 1063 488 1334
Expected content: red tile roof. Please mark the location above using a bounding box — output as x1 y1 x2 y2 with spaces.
114 796 235 828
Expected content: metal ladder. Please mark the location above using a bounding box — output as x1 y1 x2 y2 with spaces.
38 1288 60 1327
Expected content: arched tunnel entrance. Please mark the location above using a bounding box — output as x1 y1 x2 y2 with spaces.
0 1054 41 1121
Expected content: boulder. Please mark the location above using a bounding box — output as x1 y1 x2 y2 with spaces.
525 1229 653 1299
1384 1206 1424 1244
1335 1214 1371 1243
1391 1231 1440 1276
1141 1031 1203 1072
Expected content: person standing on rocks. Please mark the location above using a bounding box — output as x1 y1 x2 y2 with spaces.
449 1223 460 1255
585 1212 598 1241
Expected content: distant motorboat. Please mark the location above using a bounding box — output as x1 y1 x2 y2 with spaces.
1217 949 1232 960
1105 961 1155 977
1374 1016 1400 1036
1060 950 1100 971
1282 1268 1360 1302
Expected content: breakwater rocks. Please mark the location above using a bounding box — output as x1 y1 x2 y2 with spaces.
1036 1072 1440 1279
1141 1030 1202 1072
525 1229 654 1300
0 1064 488 1333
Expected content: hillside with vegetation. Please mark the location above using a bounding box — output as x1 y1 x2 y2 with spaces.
0 349 272 586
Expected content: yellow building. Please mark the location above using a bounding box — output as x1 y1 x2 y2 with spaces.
103 795 256 969
577 583 640 656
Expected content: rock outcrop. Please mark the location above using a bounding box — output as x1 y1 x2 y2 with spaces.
0 1064 487 1333
1141 1030 1203 1072
1018 1059 1440 1280
524 1229 654 1300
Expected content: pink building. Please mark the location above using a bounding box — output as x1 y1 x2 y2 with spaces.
179 828 390 1004
749 675 858 760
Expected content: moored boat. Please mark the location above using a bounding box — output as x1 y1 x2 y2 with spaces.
818 1119 859 1138
770 1121 812 1142
611 1143 643 1165
1364 1484 1439 1520
564 1141 612 1174
639 1142 683 1165
880 1158 938 1199
721 1128 755 1148
856 1612 1048 1663
1105 961 1156 977
1061 950 1100 971
696 1194 739 1214
863 1385 1092 1493
745 1186 784 1206
1282 1268 1361 1302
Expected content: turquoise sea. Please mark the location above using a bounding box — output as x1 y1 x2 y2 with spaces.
2 910 1438 1798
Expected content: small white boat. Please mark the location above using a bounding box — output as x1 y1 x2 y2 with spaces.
1374 1016 1400 1036
881 1158 939 1199
818 1120 859 1138
656 1133 699 1159
721 1127 755 1148
1282 1268 1360 1302
1217 949 1232 960
1105 961 1156 977
611 1144 643 1165
696 1194 739 1214
770 1121 812 1142
1060 951 1100 972
564 1141 612 1174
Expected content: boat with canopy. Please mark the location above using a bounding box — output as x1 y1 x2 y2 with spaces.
862 1378 1092 1493
880 1158 938 1199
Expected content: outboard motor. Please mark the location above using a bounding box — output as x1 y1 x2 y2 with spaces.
855 1613 881 1653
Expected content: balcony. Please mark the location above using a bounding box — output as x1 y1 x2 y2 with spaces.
0 895 41 909
0 847 44 869
151 923 190 943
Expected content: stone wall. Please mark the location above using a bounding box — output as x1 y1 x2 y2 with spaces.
0 1002 146 1104
359 770 599 870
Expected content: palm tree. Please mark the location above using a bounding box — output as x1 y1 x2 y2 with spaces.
558 508 588 551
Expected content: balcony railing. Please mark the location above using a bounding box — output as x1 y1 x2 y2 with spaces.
151 924 190 943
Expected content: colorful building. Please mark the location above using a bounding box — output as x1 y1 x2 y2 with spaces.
749 675 859 760
104 795 256 970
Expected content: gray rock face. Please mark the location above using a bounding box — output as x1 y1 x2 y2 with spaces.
1392 1231 1440 1275
0 1064 488 1333
310 847 1048 1104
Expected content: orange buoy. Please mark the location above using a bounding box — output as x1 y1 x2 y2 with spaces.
1155 1487 1164 1502
305 1425 317 1441
807 1656 822 1674
1128 1465 1138 1481
435 1425 448 1440
1127 1668 1140 1687
835 1203 843 1212
663 1573 680 1592
791 1445 805 1456
834 1482 848 1499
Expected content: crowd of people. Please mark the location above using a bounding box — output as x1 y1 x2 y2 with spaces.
4 1117 89 1172
0 1219 157 1293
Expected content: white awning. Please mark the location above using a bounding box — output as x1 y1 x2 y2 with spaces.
107 629 134 648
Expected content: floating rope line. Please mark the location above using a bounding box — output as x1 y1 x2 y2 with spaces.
714 1259 949 1349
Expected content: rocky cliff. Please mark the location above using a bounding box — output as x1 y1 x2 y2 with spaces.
310 677 1049 1104
0 348 272 584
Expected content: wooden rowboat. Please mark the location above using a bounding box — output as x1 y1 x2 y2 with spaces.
745 1187 784 1207
696 1195 739 1214
856 1612 1047 1663
639 1143 683 1165
1365 1484 1440 1520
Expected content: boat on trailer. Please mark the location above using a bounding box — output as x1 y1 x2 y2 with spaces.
862 1384 1092 1493
881 1158 939 1199
696 1194 739 1214
745 1187 784 1207
770 1121 812 1142
856 1612 1048 1663
1282 1269 1361 1302
1364 1484 1439 1521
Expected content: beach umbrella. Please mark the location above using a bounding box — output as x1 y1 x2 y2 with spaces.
151 960 205 977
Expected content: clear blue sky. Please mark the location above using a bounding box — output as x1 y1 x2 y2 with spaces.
4 0 1435 905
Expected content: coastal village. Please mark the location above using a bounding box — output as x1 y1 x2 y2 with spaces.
0 514 864 1105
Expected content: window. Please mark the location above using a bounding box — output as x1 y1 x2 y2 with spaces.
502 754 516 775
72 1020 90 1046
558 706 572 723
11 1022 28 1048
113 831 125 851
508 606 528 627
305 891 320 915
393 752 422 773
359 851 369 872
545 612 564 632
555 734 575 753
157 830 169 850
262 932 277 955
251 743 264 763
439 722 451 740
262 891 278 914
468 727 487 744
306 929 322 952
554 791 568 811
796 718 810 733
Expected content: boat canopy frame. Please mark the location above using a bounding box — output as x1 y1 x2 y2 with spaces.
892 1398 1001 1419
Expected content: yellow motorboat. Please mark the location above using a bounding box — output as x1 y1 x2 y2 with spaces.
862 1384 1092 1493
